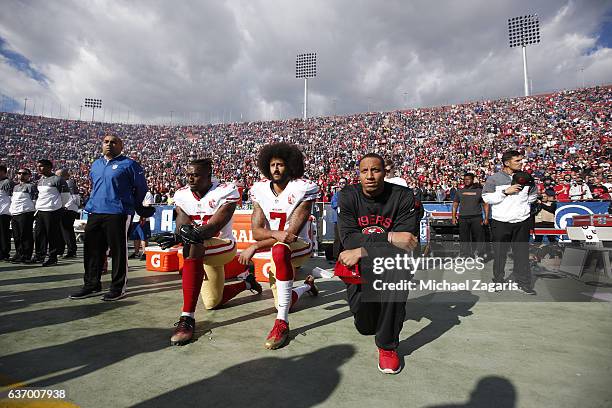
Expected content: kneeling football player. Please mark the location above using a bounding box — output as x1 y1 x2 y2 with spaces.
152 159 262 345
239 143 319 350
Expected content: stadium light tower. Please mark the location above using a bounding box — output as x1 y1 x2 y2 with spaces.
84 98 102 122
508 14 540 97
296 52 317 121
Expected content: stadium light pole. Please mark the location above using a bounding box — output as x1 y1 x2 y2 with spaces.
23 98 28 115
79 105 83 121
508 14 540 97
85 98 102 122
296 52 317 121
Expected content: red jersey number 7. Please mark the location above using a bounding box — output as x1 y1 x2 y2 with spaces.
270 212 287 230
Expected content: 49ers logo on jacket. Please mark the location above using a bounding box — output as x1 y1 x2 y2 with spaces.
362 226 385 234
288 193 295 205
358 214 393 229
208 199 217 208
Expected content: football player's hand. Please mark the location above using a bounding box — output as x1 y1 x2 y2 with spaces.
388 231 418 251
150 232 181 249
338 248 367 268
504 184 522 195
272 230 297 244
238 245 257 265
177 224 204 245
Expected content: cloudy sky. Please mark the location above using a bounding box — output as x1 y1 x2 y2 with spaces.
1 0 611 124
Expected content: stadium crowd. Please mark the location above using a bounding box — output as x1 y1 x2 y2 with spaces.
1 86 611 205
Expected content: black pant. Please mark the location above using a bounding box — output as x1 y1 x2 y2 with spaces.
490 218 531 288
58 210 78 255
83 213 131 293
0 214 10 258
458 215 485 256
11 212 34 259
346 283 407 350
333 223 344 260
35 210 62 260
34 216 47 258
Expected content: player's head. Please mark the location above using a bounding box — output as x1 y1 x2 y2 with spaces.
102 135 123 158
17 168 31 182
187 158 213 192
463 172 475 187
56 168 70 179
358 153 386 196
36 159 53 176
384 160 396 177
501 150 523 172
257 142 305 184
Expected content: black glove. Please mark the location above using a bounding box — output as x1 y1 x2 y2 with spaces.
150 232 181 249
136 204 156 218
177 224 204 245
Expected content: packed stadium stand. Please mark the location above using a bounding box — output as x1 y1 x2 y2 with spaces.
1 85 610 204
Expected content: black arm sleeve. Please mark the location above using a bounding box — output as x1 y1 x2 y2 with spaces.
392 190 418 234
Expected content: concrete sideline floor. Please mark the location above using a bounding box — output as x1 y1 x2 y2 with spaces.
0 255 611 408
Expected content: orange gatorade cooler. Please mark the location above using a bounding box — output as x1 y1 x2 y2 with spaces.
233 210 256 250
177 250 247 279
145 246 180 272
252 252 272 283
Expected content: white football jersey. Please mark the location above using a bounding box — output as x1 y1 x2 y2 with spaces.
173 182 239 241
249 178 319 242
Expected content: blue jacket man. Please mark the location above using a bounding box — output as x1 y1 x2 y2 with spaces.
71 135 148 301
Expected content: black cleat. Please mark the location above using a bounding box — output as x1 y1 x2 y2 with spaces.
245 273 263 294
42 258 58 267
304 275 319 296
517 285 537 295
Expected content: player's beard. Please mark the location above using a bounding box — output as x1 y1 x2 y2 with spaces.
272 172 290 185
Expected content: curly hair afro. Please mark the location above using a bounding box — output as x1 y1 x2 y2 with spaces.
257 142 305 180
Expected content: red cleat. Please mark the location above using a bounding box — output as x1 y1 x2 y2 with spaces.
170 316 195 346
264 319 289 350
378 348 401 374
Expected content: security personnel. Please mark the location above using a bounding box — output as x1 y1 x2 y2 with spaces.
0 165 14 261
9 169 37 263
452 173 490 257
70 135 147 301
56 169 80 259
34 160 70 266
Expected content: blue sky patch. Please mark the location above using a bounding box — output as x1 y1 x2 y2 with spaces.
0 37 47 84
0 94 20 113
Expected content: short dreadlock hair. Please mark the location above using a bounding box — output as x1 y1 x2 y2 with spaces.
189 158 213 175
257 143 305 180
